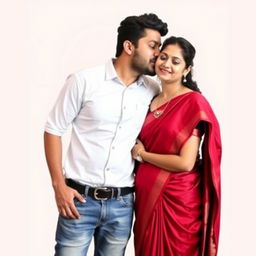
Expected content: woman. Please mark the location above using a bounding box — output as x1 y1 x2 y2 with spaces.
132 36 221 256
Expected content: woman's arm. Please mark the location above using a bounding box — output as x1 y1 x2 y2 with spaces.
132 135 201 172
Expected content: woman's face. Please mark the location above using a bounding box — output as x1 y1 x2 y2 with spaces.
155 44 189 84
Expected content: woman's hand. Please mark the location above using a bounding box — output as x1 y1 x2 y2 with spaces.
132 135 201 172
132 139 146 162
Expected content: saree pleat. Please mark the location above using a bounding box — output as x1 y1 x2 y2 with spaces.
134 92 221 256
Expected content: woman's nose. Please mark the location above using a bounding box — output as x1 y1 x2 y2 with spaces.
163 61 171 69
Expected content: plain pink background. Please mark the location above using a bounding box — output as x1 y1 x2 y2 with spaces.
1 0 255 255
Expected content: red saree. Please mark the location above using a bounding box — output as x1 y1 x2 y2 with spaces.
134 92 221 256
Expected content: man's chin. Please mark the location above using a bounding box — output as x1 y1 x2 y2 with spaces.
140 65 155 76
145 69 156 76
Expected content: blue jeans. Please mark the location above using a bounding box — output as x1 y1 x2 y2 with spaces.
54 192 134 256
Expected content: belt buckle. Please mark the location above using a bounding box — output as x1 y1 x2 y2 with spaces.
94 187 109 200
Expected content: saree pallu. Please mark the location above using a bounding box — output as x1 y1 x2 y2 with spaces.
134 92 221 256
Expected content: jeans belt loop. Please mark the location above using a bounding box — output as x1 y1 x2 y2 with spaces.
117 187 121 200
84 185 90 197
111 188 114 199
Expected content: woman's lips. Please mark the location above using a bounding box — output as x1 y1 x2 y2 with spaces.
159 67 171 74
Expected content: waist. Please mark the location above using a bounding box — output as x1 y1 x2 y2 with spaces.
64 152 135 186
66 179 134 200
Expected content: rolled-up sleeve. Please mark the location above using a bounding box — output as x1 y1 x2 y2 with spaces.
45 74 84 136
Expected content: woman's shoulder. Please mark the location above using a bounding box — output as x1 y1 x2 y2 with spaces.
188 91 210 106
188 91 218 121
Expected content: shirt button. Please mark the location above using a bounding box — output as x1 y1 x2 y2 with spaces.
123 106 126 110
112 146 115 150
119 126 122 129
106 168 110 171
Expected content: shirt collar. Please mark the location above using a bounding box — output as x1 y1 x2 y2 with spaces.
137 75 147 87
105 59 118 81
105 58 147 88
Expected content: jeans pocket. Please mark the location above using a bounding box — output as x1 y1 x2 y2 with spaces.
119 193 134 208
73 196 86 207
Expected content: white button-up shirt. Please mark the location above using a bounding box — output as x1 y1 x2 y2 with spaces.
45 59 160 187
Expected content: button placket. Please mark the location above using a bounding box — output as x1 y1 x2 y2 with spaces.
103 87 128 180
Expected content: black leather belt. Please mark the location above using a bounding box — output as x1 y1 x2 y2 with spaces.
66 179 134 200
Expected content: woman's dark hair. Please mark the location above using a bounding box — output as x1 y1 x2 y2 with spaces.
161 36 201 93
115 13 168 57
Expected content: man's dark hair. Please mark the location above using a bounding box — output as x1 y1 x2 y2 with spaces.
115 13 168 57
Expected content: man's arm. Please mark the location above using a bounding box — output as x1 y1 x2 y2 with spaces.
44 132 85 219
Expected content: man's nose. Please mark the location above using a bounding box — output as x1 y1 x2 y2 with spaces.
154 48 160 56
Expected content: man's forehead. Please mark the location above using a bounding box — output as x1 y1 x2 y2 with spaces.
140 29 161 43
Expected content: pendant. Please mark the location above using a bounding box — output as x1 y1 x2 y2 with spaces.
153 110 163 118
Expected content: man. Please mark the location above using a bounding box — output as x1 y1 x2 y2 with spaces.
44 13 168 256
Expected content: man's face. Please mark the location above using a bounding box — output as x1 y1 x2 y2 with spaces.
131 28 161 76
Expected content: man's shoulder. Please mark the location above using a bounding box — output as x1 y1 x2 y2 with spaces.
74 63 105 80
141 75 161 94
64 64 106 92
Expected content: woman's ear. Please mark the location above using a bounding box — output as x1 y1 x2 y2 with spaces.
183 65 192 77
123 40 135 55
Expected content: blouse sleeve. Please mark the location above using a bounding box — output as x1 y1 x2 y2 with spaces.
192 121 205 138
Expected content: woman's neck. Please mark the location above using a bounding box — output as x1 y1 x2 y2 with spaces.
160 81 186 99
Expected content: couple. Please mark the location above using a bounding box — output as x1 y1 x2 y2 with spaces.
44 13 221 256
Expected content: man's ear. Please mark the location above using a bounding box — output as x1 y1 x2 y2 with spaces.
123 40 135 55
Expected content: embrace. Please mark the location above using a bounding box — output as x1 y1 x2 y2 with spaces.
44 13 221 256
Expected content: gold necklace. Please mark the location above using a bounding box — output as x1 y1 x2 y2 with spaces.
153 98 172 118
153 87 186 118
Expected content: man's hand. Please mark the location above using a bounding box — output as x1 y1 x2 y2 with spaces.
132 139 146 159
53 183 86 219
